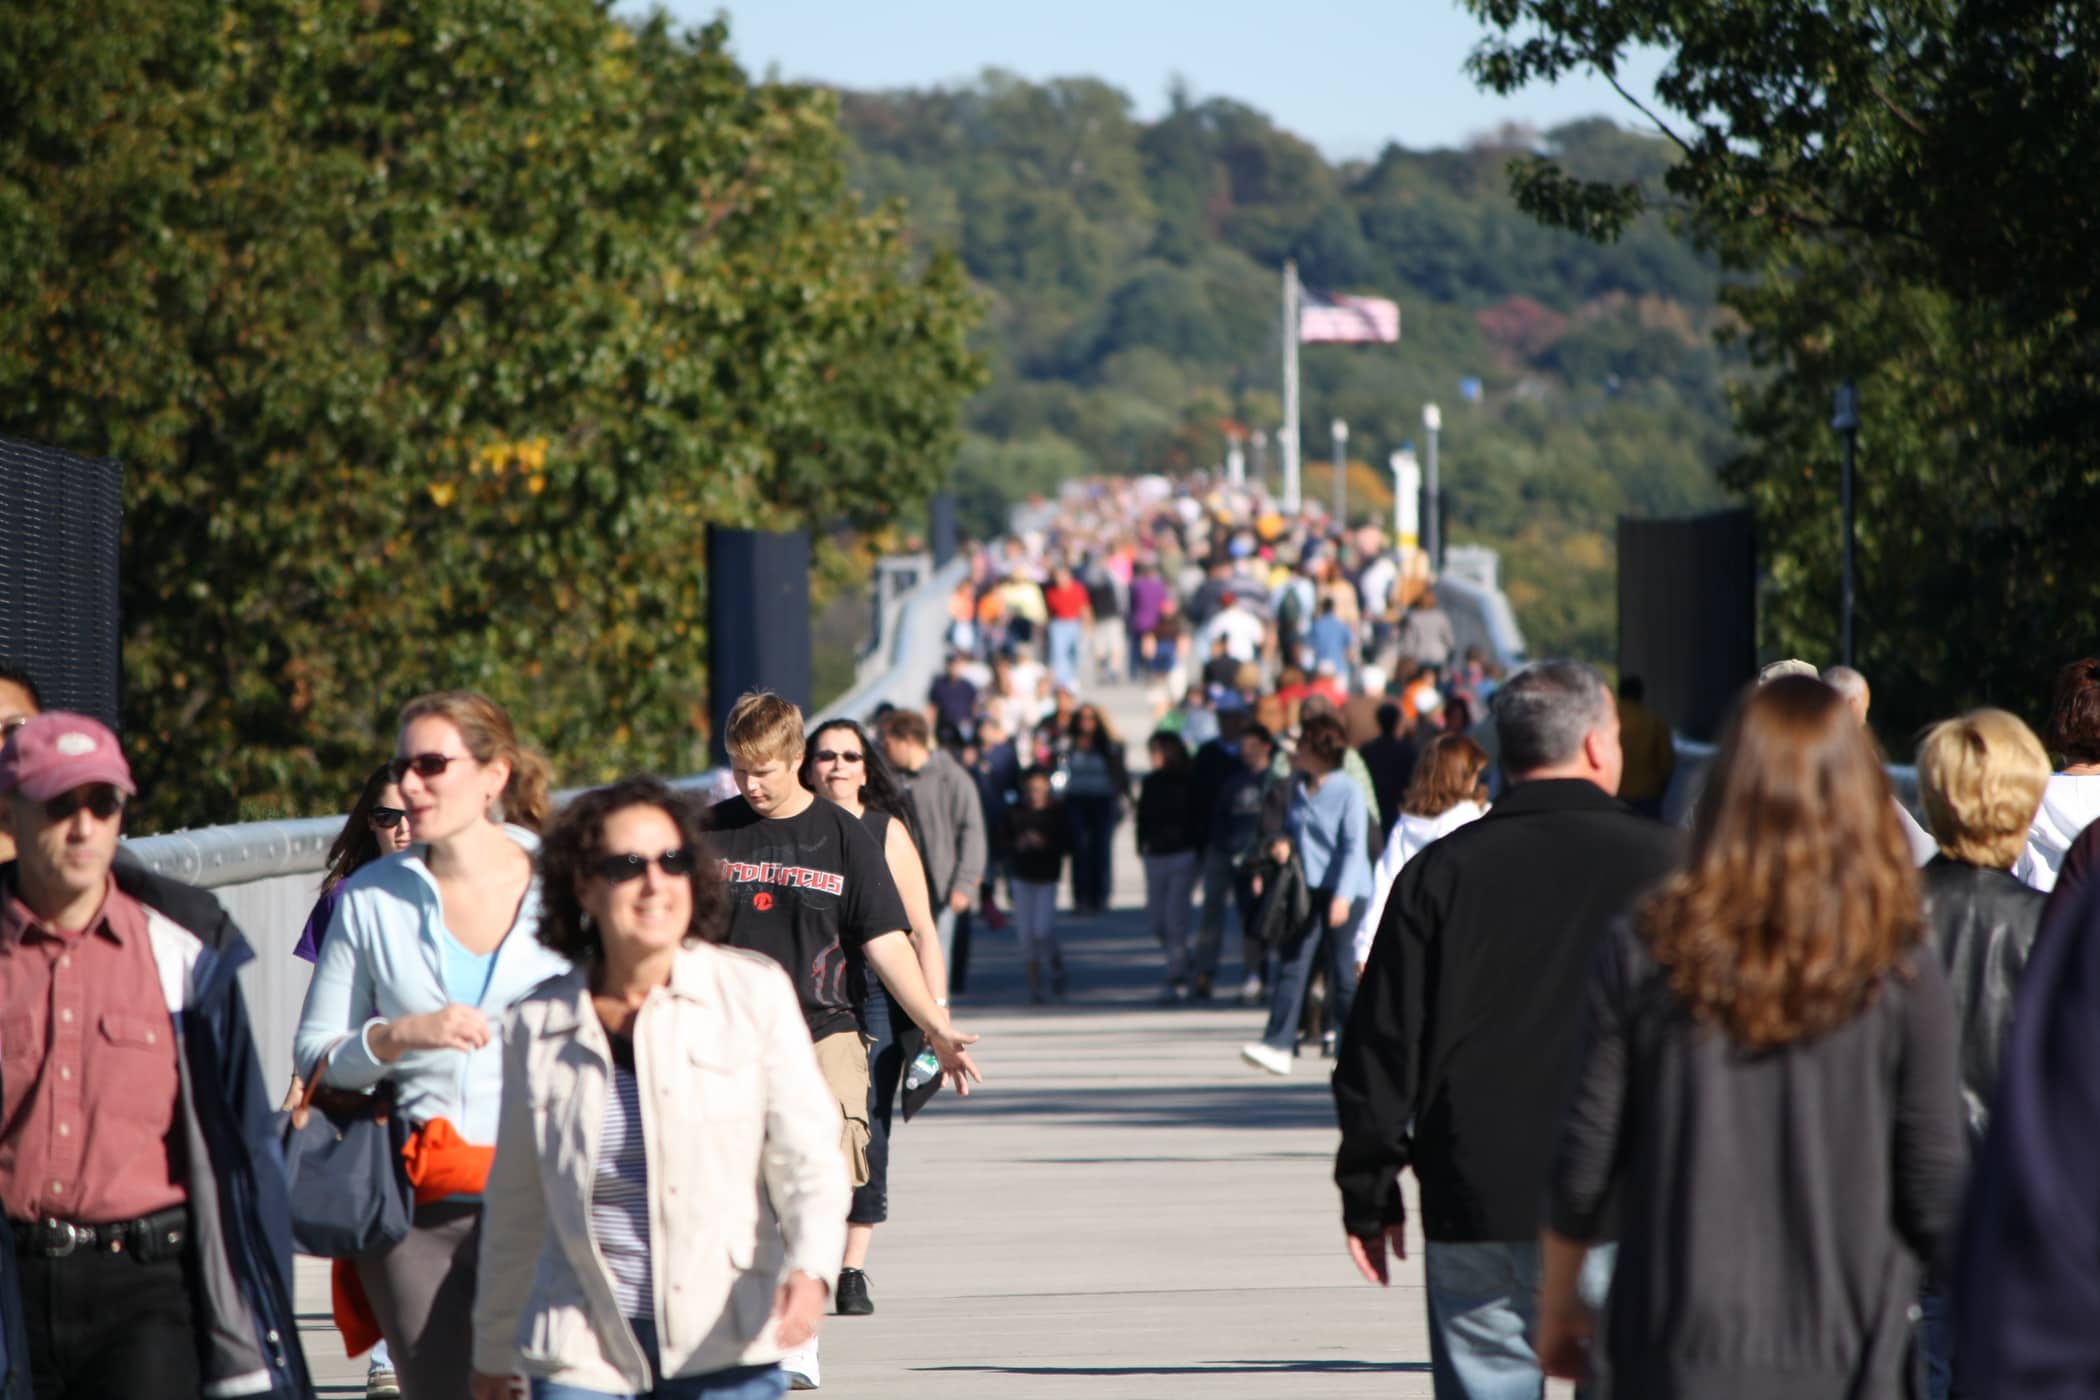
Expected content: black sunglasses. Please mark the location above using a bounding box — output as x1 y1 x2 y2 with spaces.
595 847 697 884
369 807 407 830
813 749 864 764
45 787 125 822
387 752 465 783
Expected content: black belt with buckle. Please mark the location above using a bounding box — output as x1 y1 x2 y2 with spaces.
9 1205 189 1261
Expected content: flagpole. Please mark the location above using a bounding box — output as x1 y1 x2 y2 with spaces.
1282 260 1301 513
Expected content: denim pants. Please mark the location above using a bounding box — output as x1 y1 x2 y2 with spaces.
1193 847 1237 980
848 987 906 1227
1066 795 1118 910
1047 618 1083 688
1260 897 1363 1052
1142 850 1199 981
1423 1240 1616 1400
530 1319 786 1399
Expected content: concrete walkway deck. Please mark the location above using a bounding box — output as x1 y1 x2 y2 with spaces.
298 683 1476 1398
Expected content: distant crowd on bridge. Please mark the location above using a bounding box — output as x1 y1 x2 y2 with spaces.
2 472 2100 1399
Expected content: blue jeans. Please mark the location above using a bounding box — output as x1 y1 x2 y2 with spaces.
1423 1240 1616 1400
1259 897 1363 1053
530 1321 786 1399
1047 618 1083 688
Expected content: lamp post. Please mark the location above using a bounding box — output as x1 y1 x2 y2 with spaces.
1330 418 1349 526
1226 438 1245 488
1831 381 1860 668
1423 402 1442 571
1250 430 1269 498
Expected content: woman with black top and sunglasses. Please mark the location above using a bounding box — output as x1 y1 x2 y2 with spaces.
295 690 572 1399
288 762 417 1399
800 719 947 1317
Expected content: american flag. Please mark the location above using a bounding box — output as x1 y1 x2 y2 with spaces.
1299 291 1401 344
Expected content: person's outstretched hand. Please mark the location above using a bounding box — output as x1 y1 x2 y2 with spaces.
771 1270 829 1349
1346 1226 1409 1285
928 1023 984 1096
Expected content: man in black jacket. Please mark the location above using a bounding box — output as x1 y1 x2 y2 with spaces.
1333 660 1681 1398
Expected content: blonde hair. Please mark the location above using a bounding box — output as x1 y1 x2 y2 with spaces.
397 690 554 833
1916 708 2050 868
725 690 805 766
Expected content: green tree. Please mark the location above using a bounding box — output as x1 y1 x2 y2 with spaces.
1467 0 2100 734
0 0 983 828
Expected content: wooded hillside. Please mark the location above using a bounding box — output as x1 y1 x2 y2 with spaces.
838 75 1736 658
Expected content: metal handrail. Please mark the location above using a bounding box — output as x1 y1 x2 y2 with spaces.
122 557 968 889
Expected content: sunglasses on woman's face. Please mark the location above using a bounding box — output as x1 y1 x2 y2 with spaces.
45 786 125 822
387 752 465 783
596 847 697 885
814 749 864 765
369 807 407 830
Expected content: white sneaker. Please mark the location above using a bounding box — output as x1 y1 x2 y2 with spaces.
783 1335 820 1390
1240 1041 1292 1076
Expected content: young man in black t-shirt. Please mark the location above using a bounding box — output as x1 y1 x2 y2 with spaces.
703 691 982 1390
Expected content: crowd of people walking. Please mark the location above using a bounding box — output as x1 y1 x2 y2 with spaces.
3 467 2100 1398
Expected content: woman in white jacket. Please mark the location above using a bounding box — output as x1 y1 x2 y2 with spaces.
471 778 848 1400
1354 734 1491 973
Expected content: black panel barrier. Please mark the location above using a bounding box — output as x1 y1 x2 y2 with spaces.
706 525 812 766
1618 509 1756 743
0 437 123 729
929 491 958 569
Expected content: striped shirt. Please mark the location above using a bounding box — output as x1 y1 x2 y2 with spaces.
594 1033 653 1321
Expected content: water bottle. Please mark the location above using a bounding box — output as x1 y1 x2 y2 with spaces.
904 1048 942 1092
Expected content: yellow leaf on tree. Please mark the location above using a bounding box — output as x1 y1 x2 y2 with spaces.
428 481 458 507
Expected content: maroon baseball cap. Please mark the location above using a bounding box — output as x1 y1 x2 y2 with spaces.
0 712 137 802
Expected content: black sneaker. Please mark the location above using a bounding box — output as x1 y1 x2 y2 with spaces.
835 1267 874 1316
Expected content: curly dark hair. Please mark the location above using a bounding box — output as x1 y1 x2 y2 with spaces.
536 777 727 963
2047 656 2100 764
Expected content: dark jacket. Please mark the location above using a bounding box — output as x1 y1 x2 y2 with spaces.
1357 733 1417 840
0 860 313 1399
1922 857 2045 1141
1955 872 2100 1398
1551 919 1965 1400
1135 768 1200 857
1333 779 1683 1242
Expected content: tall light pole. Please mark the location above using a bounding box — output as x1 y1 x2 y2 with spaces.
1422 403 1442 571
1331 418 1349 526
1250 430 1269 498
1226 438 1246 487
1832 381 1861 668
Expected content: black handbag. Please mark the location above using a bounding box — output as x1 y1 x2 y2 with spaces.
275 1053 412 1259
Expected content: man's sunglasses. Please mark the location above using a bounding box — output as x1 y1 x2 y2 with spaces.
387 752 466 783
369 807 408 830
46 787 125 822
813 749 864 765
596 848 697 884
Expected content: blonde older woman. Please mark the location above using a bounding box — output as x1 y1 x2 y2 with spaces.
470 778 847 1400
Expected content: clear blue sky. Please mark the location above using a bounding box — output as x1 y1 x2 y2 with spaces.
621 0 1669 159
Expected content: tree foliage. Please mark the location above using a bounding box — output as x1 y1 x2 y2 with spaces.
0 0 984 828
838 73 1736 661
1468 0 2100 739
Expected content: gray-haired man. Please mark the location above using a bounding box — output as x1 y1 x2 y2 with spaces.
1334 660 1683 1397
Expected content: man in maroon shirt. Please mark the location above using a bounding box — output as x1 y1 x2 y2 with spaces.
0 714 311 1398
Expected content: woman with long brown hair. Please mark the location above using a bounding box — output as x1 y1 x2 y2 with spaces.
1354 734 1490 974
1537 676 1966 1397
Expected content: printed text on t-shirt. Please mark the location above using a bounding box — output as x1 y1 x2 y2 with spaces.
717 860 848 896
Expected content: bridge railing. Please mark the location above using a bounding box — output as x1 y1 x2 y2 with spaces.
121 554 969 1083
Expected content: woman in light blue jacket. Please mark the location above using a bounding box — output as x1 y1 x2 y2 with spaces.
295 689 570 1398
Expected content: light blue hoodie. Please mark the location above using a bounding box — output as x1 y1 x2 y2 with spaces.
293 825 570 1146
